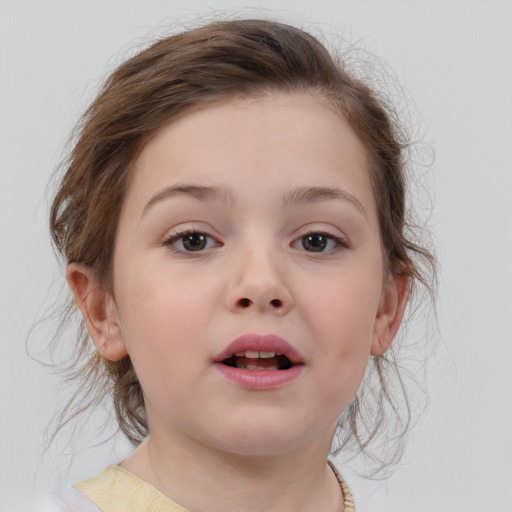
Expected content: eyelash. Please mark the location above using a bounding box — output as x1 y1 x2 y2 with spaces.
163 229 348 254
292 232 348 254
163 230 220 253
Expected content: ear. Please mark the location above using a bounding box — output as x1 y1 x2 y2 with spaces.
371 274 410 356
66 263 128 362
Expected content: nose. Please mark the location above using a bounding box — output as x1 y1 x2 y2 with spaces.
225 248 293 315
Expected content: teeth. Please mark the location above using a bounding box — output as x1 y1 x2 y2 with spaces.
234 350 277 359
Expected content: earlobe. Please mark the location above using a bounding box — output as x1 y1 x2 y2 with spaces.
371 274 410 356
66 263 128 362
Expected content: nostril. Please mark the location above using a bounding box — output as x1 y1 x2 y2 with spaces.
235 297 284 309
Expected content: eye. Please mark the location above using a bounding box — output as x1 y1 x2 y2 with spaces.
164 231 218 252
293 232 345 253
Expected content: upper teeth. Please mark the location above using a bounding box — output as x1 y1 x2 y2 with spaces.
235 350 276 359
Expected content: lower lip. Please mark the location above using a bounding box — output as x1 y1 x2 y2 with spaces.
214 363 303 390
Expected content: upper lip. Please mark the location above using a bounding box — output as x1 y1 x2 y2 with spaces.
214 333 305 364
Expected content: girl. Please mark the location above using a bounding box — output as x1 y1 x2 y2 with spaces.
47 18 435 512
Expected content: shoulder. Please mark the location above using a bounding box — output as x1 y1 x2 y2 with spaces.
37 486 102 512
74 464 187 512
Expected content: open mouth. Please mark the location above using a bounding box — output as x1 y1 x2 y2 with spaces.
221 350 293 370
214 335 304 388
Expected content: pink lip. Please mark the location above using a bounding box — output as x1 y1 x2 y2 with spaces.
213 334 305 390
214 333 305 364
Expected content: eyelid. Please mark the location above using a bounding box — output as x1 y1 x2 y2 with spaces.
162 227 222 253
161 221 220 243
290 225 351 254
292 232 346 249
294 223 350 243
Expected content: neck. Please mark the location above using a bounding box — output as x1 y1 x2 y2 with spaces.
121 425 344 512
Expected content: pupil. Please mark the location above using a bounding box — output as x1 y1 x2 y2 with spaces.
303 234 327 252
183 233 206 251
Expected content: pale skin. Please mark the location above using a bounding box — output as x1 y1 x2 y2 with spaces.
67 93 409 512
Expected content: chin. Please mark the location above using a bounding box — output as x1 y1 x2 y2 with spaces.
205 415 325 458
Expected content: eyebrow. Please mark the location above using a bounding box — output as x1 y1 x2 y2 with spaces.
142 184 235 216
283 186 366 217
142 183 366 218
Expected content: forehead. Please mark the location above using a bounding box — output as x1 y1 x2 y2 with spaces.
123 93 375 218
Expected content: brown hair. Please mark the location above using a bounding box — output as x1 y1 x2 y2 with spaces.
49 18 436 471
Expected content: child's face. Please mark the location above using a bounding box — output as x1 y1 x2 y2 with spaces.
104 93 403 456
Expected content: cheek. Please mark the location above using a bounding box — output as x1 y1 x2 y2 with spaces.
298 269 383 348
114 266 214 362
295 261 383 407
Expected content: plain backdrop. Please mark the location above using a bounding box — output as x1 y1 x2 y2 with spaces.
1 1 511 511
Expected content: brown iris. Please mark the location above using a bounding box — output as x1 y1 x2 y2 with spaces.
302 234 328 252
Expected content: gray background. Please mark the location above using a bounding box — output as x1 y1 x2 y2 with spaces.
1 1 511 510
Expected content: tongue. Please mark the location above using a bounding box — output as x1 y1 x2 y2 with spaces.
234 356 280 370
221 354 293 370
